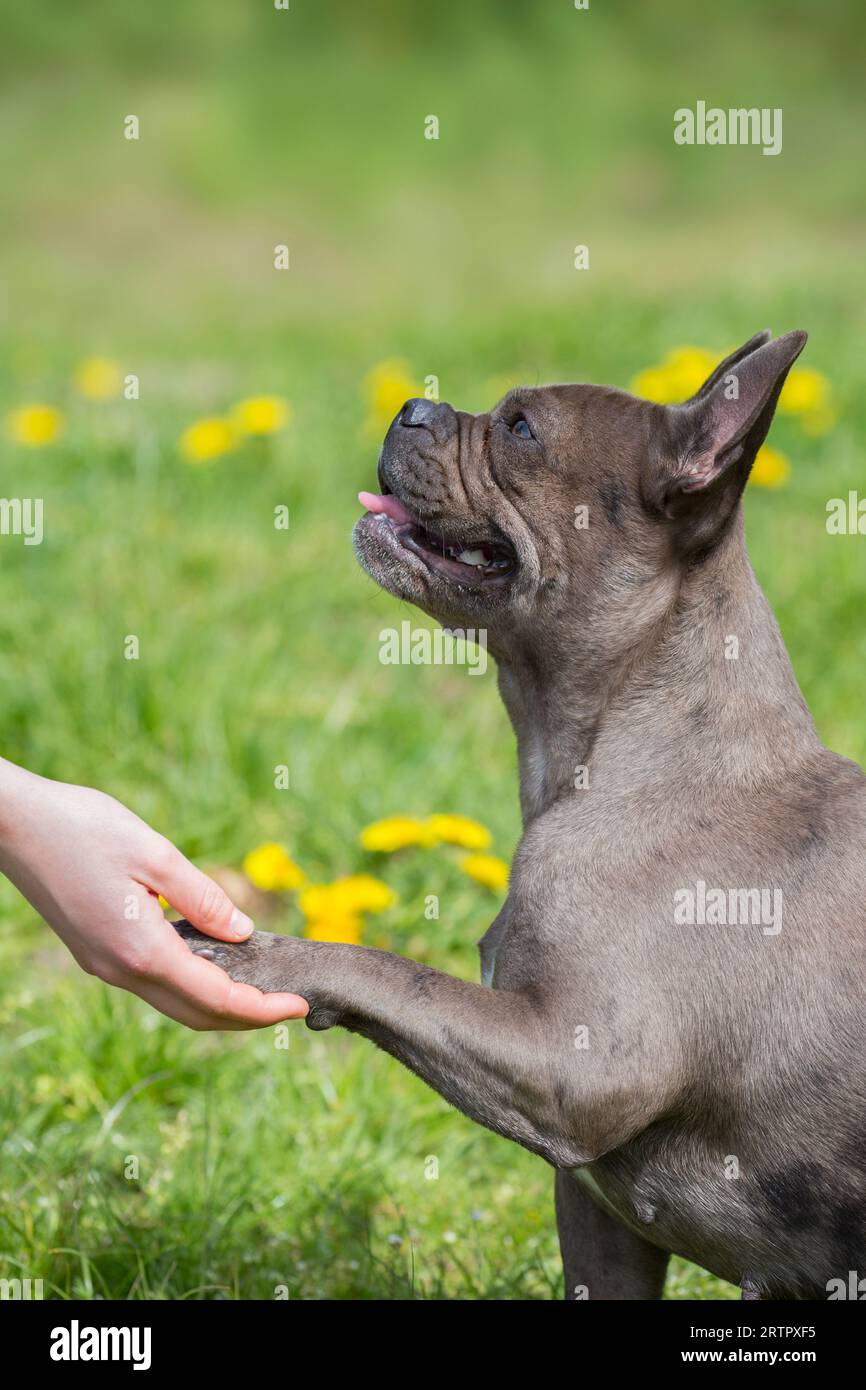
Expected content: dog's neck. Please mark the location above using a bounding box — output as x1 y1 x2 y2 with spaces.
498 514 819 825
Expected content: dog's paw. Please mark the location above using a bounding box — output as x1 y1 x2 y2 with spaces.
174 921 339 1030
174 920 298 991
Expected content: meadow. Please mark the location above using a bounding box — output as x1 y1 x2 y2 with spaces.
0 1 864 1300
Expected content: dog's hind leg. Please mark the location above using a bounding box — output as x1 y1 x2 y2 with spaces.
555 1170 670 1301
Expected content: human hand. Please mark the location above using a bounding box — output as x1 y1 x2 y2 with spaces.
0 760 309 1029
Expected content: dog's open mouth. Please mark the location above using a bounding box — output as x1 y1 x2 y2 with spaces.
358 491 516 585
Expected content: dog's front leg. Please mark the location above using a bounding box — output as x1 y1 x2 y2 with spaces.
175 922 590 1168
555 1171 670 1300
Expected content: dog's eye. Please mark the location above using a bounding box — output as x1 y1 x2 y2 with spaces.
511 417 533 439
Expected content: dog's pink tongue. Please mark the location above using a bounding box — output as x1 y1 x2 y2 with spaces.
358 491 413 526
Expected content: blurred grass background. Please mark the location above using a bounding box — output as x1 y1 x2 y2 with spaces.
0 0 864 1300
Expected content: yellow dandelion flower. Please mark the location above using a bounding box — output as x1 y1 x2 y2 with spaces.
242 842 306 893
630 347 719 405
158 894 172 912
179 417 235 463
663 346 718 397
779 367 830 418
232 395 292 436
298 884 334 918
362 359 420 435
460 853 509 892
426 814 492 851
629 366 678 403
74 356 123 401
360 815 439 852
6 404 64 446
304 914 363 945
750 445 790 490
300 875 396 918
341 873 396 913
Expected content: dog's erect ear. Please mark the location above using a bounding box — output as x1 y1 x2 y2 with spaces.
648 330 807 553
683 330 772 404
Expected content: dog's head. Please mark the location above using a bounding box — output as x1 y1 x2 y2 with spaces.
353 331 806 661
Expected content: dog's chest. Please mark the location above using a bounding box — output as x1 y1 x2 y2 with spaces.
572 1147 748 1284
575 1133 866 1298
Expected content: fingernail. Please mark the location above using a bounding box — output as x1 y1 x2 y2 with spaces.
228 908 254 939
277 995 309 1017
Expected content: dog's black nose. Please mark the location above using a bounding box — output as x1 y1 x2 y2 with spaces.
400 397 441 429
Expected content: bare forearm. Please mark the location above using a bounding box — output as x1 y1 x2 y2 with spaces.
0 756 45 860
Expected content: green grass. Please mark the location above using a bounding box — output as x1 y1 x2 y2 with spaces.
1 0 865 1300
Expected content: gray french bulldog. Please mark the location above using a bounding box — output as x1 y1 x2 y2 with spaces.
178 329 866 1300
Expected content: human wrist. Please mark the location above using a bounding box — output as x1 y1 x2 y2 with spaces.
0 758 54 862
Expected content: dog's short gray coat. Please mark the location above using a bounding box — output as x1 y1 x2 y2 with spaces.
178 330 866 1299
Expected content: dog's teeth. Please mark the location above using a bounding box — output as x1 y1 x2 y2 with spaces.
457 549 486 566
